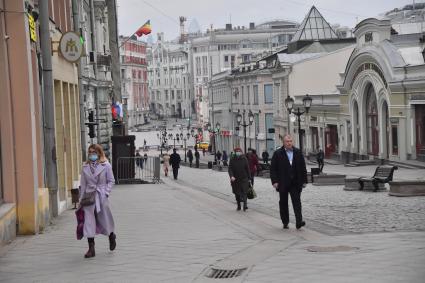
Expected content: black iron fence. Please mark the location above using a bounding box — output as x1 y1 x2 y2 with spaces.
116 156 161 184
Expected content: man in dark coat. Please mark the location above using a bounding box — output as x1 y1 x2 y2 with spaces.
316 147 324 172
169 148 181 180
187 149 194 167
194 149 200 168
262 150 269 164
228 147 251 211
270 134 307 229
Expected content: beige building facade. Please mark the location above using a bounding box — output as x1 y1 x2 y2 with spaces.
0 0 82 246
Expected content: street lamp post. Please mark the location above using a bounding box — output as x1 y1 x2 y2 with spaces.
207 122 221 164
157 127 169 155
284 94 313 153
236 110 254 153
181 128 195 162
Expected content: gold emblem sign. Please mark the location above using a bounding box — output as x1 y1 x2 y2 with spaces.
59 32 83 63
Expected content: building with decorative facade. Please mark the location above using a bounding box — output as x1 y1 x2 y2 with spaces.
338 18 425 162
120 36 149 128
147 33 193 121
195 21 299 126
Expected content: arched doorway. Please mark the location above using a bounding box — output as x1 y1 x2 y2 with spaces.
365 85 379 156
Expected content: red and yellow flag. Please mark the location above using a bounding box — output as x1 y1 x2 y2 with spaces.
135 20 152 37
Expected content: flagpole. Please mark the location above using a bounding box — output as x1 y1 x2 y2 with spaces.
119 22 149 48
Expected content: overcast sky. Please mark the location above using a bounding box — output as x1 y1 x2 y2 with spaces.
117 0 418 41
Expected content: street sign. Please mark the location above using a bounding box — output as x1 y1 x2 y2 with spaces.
59 32 83 63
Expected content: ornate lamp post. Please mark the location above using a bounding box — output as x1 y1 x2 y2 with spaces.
180 128 195 162
284 94 313 153
157 127 168 155
236 110 254 153
207 122 221 163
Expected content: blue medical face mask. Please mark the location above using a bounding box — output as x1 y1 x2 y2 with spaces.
235 151 242 157
89 154 98 162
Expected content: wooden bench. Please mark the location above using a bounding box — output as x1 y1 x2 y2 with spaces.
358 165 398 192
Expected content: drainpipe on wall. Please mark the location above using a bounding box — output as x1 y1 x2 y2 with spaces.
71 0 87 161
39 0 59 217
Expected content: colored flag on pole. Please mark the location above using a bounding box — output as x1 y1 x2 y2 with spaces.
135 20 152 37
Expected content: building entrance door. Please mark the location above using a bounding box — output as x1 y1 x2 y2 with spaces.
416 104 425 161
366 85 379 156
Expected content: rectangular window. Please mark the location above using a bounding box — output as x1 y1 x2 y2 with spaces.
365 32 373 43
224 55 228 62
196 57 201 76
264 84 273 104
247 86 250 105
241 86 244 104
253 85 259 105
202 56 208 76
265 113 275 155
392 126 398 155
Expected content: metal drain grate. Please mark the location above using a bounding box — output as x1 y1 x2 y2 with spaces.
306 245 359 252
205 268 247 279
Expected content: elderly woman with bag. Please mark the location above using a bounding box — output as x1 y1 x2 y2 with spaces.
79 144 116 258
228 147 251 211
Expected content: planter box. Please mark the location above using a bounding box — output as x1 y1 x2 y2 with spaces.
312 174 346 186
389 181 425 197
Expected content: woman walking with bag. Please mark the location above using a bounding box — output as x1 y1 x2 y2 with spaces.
79 144 116 258
228 147 251 211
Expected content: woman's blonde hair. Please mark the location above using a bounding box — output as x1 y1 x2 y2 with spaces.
87 144 108 164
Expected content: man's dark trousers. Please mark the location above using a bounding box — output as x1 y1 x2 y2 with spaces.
172 167 179 179
279 184 302 226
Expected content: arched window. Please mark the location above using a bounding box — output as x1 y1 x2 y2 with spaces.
366 85 379 155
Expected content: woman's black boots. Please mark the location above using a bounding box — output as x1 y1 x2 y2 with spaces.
109 232 116 251
85 238 95 258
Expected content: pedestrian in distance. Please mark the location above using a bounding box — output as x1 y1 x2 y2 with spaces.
216 150 222 165
202 148 206 156
162 153 170 177
317 147 324 173
169 148 181 180
246 148 259 185
187 149 194 167
222 150 228 166
270 134 308 230
228 147 251 211
79 144 116 258
262 150 269 165
143 153 148 164
135 150 143 169
195 148 200 168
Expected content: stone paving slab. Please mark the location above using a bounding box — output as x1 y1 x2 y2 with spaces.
0 183 257 282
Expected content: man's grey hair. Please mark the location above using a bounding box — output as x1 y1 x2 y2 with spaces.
282 134 292 140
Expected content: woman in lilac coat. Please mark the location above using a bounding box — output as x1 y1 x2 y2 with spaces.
79 144 116 258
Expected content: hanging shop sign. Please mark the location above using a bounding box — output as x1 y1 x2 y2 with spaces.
28 14 37 42
59 32 83 63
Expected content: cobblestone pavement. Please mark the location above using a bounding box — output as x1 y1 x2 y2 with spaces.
174 165 425 234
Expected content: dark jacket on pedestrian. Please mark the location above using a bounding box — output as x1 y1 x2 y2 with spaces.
228 155 251 197
195 150 200 159
316 149 324 161
270 146 307 192
262 151 269 163
247 152 259 175
187 150 193 162
169 152 181 169
216 151 222 161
